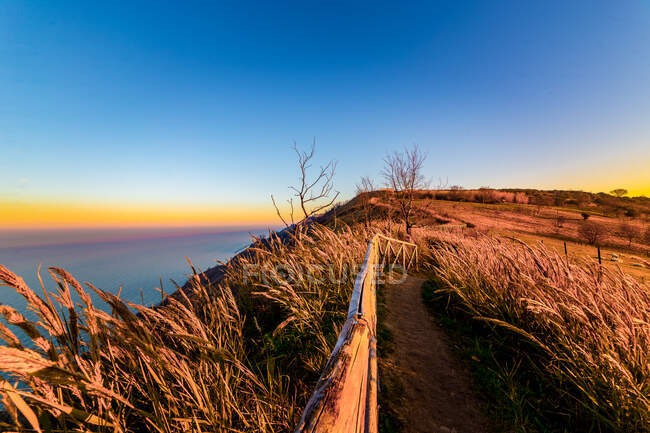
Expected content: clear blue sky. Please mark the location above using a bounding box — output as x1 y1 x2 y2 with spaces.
2 1 649 226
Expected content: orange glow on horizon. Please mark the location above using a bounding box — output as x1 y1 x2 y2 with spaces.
1 199 278 229
544 155 649 199
582 180 650 199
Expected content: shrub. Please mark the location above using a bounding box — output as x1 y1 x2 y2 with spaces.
554 191 568 206
477 188 498 204
448 185 464 201
618 222 642 247
513 192 529 204
578 220 607 245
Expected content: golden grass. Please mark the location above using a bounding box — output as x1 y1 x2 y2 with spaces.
423 230 650 431
0 223 378 432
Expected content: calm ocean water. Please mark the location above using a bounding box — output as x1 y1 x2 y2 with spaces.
0 227 267 346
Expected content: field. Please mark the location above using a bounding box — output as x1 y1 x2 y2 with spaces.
412 197 650 280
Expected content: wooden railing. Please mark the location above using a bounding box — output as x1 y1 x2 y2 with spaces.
294 234 417 433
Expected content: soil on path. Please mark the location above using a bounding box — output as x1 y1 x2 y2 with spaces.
382 276 490 433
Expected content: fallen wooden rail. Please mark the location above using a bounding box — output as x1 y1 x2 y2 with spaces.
294 234 417 433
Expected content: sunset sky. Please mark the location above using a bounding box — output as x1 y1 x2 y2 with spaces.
2 1 649 228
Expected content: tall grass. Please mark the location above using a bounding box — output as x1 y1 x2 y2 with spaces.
0 223 372 432
424 231 650 431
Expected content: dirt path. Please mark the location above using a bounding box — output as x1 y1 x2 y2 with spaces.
382 277 490 433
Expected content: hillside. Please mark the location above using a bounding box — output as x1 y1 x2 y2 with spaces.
325 188 650 280
1 187 649 432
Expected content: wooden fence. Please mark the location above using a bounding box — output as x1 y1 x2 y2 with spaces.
294 234 417 433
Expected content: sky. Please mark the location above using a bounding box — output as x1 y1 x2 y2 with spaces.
1 1 649 228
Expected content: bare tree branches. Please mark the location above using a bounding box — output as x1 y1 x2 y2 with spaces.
271 194 294 227
381 144 429 235
272 140 340 227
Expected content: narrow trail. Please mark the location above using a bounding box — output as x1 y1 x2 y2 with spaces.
382 276 490 433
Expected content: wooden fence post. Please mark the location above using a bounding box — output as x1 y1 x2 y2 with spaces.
597 246 602 265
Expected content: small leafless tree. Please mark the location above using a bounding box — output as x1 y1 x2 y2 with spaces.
271 141 339 227
578 221 608 245
618 222 641 247
355 176 375 228
381 144 429 235
644 227 650 246
554 212 566 229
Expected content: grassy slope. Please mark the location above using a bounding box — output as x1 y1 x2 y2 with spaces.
420 232 650 432
407 197 650 280
0 224 373 432
332 191 650 432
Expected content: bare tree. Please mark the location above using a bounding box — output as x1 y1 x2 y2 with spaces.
355 176 375 228
644 227 650 246
618 222 641 247
271 141 339 227
381 144 428 235
610 188 628 198
578 221 608 245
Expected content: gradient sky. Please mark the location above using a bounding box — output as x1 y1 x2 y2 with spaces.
1 1 649 228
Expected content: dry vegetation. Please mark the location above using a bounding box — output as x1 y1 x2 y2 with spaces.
328 188 650 431
0 224 377 432
1 184 649 432
431 188 529 205
334 189 650 273
404 193 650 277
420 230 650 431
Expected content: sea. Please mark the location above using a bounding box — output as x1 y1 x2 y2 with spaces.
0 226 268 347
